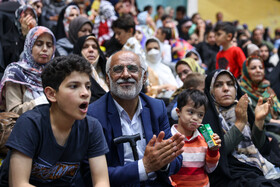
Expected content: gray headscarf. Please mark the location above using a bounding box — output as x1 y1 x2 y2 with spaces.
68 16 93 44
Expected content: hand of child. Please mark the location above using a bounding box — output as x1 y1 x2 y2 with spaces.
209 133 221 151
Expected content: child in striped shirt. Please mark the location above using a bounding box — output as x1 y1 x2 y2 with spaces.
170 89 221 187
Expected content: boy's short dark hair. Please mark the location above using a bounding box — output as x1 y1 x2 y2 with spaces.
41 54 92 91
159 27 172 40
214 21 236 40
177 89 208 111
112 14 135 34
176 6 186 14
182 73 205 90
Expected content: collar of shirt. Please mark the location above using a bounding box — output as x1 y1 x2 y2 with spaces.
113 96 146 163
171 124 202 142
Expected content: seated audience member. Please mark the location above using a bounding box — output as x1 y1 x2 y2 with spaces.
55 4 80 40
0 26 55 115
247 43 260 57
40 0 65 31
196 30 220 74
0 54 109 186
203 69 280 186
134 25 147 49
167 72 205 124
173 57 205 95
84 50 185 186
260 43 273 73
155 27 172 64
111 14 145 59
73 34 108 102
0 5 37 72
215 22 246 79
179 19 192 41
27 0 43 25
56 16 93 56
170 89 221 186
240 56 280 125
145 38 178 99
252 28 274 52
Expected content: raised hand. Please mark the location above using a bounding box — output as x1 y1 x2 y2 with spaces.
143 131 184 174
235 94 249 132
255 96 272 130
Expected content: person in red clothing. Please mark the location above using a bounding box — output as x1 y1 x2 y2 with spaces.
215 22 246 78
170 89 221 187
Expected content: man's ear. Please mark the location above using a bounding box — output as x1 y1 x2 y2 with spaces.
106 74 110 86
143 71 148 85
44 86 57 103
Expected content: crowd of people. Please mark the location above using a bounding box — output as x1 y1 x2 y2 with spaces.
0 0 280 186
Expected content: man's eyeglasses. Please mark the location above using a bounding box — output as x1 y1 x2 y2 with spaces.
109 65 144 74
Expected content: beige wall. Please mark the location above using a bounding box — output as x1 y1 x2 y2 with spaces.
198 0 280 37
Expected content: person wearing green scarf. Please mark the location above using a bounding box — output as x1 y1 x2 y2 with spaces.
240 56 280 124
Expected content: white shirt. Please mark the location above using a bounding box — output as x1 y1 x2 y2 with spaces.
113 97 150 181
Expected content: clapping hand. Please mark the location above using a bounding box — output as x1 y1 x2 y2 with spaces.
255 96 273 130
143 131 185 174
235 94 249 132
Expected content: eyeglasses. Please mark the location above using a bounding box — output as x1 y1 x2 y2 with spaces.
109 65 144 74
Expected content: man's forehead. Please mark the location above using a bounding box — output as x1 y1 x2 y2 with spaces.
111 52 140 66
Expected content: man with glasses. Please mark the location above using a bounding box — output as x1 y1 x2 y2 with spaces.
84 50 185 186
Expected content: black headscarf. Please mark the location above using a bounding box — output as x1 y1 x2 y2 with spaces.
73 34 107 103
73 34 107 77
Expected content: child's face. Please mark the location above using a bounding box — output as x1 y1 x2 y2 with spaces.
134 30 143 42
54 71 91 121
114 28 133 45
215 30 230 46
176 100 205 136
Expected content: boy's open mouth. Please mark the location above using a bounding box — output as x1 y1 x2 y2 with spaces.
79 102 88 110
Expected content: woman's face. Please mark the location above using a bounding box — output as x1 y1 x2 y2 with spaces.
247 59 264 84
32 33 54 64
212 73 236 107
81 38 99 65
67 8 79 22
176 64 192 82
260 45 269 61
77 23 92 38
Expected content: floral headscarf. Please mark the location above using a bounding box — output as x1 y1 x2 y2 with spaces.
63 5 80 36
0 26 56 105
240 56 280 115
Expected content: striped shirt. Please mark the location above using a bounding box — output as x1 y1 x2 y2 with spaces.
170 125 220 187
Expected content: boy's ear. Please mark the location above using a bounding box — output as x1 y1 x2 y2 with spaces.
227 33 233 41
176 108 180 118
44 86 57 103
128 28 134 35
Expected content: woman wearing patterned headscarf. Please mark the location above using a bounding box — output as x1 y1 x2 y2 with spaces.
202 69 280 186
240 56 280 124
56 16 93 56
0 26 56 115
